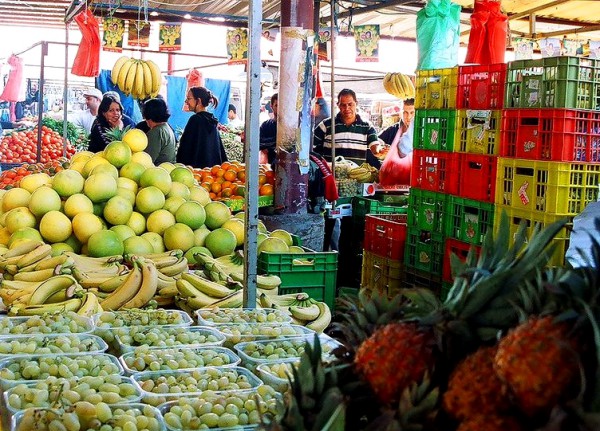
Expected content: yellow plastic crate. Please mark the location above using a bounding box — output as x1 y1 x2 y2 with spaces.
495 158 600 216
494 205 572 267
456 109 501 155
415 67 458 110
361 250 404 297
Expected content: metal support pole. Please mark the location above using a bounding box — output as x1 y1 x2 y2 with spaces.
329 0 336 176
242 0 262 308
37 41 48 163
62 24 69 157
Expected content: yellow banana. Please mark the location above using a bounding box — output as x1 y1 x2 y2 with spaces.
401 74 415 99
36 255 75 271
17 244 52 269
159 257 188 277
394 73 407 99
20 256 51 272
175 279 220 308
154 295 174 308
306 302 332 334
97 273 130 293
157 276 176 290
289 303 321 321
209 290 243 308
0 279 43 291
158 285 178 298
77 292 101 317
145 59 162 95
383 73 394 95
3 264 19 275
9 297 83 316
111 56 130 85
121 260 158 309
28 275 79 306
141 60 153 97
45 283 80 304
150 255 181 269
175 278 205 299
141 250 183 261
78 274 118 289
2 240 45 259
13 268 56 282
181 272 233 299
124 61 138 96
2 287 37 304
117 58 135 93
229 273 281 290
133 59 145 99
101 261 143 310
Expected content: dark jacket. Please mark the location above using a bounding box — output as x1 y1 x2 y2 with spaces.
176 111 227 168
88 118 114 153
259 118 277 165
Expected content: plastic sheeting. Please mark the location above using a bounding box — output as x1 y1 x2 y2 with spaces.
416 0 461 70
465 0 508 65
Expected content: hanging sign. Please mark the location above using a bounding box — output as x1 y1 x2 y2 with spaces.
354 24 380 62
262 27 279 42
128 20 150 47
562 39 584 56
512 37 534 60
590 41 600 59
159 23 182 52
102 17 125 52
317 28 332 61
226 29 248 65
538 38 561 58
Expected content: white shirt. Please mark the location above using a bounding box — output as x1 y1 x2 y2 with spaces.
228 117 243 129
70 110 96 134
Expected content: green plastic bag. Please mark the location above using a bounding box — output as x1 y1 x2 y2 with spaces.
416 0 461 70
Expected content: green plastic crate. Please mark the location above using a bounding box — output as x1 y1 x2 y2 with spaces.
445 196 494 245
404 228 444 276
505 56 600 110
407 188 449 234
258 248 338 309
413 109 458 152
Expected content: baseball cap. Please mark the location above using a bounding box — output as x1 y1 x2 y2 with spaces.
103 91 121 102
83 88 103 100
228 104 236 113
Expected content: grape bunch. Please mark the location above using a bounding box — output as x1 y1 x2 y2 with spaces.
7 375 140 411
0 354 122 383
216 323 305 347
198 307 291 325
114 327 224 352
96 309 189 328
0 334 105 356
16 402 162 431
135 367 259 406
237 337 336 366
0 312 91 335
162 386 280 430
122 346 238 372
259 361 299 380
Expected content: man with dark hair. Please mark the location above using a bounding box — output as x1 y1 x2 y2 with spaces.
259 93 278 165
313 88 380 167
378 98 415 157
227 103 243 128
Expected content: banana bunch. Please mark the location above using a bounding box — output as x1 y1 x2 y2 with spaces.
348 163 379 183
100 257 159 311
383 72 416 100
111 56 161 99
259 292 332 333
2 274 101 318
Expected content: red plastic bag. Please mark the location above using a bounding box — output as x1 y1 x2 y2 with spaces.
182 69 204 111
72 9 101 77
378 127 413 186
0 55 24 102
465 0 507 65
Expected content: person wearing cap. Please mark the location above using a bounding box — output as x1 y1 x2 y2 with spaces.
103 91 137 129
227 104 243 129
70 88 102 134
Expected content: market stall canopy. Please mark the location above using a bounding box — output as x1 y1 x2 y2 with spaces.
3 0 600 43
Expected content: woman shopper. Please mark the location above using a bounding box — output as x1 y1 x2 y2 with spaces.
142 98 176 164
176 86 227 168
88 94 125 153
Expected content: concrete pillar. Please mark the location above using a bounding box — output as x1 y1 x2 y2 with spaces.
275 0 316 214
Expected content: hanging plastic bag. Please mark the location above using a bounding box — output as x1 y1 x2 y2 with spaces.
416 0 461 70
72 9 101 77
0 55 24 102
182 69 204 111
465 0 508 64
378 123 413 186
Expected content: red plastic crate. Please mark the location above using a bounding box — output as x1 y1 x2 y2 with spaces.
442 238 481 283
457 63 507 110
457 153 497 202
410 149 460 194
501 109 600 162
364 214 408 260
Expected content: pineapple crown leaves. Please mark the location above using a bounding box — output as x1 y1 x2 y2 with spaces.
104 125 131 142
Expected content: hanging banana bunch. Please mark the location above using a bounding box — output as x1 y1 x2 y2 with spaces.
110 56 162 100
383 73 416 100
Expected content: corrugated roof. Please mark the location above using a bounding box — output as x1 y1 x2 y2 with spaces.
1 0 600 42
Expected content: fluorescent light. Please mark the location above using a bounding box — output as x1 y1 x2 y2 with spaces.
184 13 192 19
150 11 158 16
208 16 225 22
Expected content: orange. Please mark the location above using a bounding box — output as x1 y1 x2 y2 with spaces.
221 181 232 190
209 192 217 199
221 162 232 171
258 174 267 186
210 166 221 176
210 182 222 193
215 168 225 178
237 170 246 181
201 182 212 191
259 184 274 196
221 188 232 198
224 170 237 182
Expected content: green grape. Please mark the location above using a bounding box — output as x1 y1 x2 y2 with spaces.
199 307 291 325
0 312 90 336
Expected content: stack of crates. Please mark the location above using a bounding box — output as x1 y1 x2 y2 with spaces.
497 57 600 266
409 64 506 295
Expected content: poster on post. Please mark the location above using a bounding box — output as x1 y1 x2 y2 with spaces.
226 29 248 65
354 24 380 62
159 23 182 52
102 17 125 52
538 38 561 58
513 37 534 60
128 20 150 47
262 27 279 42
317 28 332 61
590 41 600 59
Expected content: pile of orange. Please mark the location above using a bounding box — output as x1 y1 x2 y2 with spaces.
0 158 70 190
192 162 275 202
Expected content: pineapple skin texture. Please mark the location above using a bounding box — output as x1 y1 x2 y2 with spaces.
354 322 434 404
443 345 511 421
457 414 527 431
494 316 580 417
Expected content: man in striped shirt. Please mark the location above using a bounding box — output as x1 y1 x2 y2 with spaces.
313 88 381 168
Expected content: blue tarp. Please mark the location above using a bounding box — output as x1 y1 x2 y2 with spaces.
96 70 143 124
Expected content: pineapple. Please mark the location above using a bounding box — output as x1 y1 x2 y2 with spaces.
457 414 526 431
354 322 434 404
494 316 581 417
443 345 511 421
